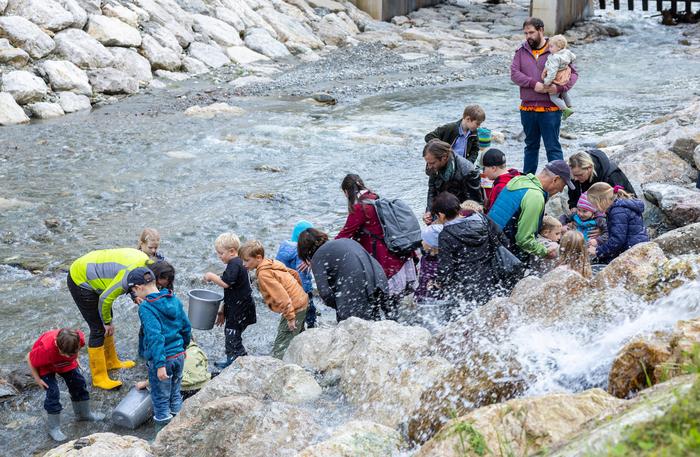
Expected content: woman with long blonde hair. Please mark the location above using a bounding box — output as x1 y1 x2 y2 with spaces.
558 231 592 278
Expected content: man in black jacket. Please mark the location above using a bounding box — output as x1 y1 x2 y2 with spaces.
423 139 484 225
567 150 635 210
425 105 485 164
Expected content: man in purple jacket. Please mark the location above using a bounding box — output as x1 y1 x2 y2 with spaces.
511 17 578 175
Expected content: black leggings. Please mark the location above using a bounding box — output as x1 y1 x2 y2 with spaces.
67 275 106 347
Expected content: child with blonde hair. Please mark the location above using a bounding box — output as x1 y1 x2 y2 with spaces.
137 228 164 261
542 34 576 120
558 231 592 278
536 216 563 253
459 199 483 217
586 183 649 262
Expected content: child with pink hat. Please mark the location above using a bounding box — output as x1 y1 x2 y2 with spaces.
559 192 607 242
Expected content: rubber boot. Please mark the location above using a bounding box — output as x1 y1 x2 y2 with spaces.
72 400 105 421
104 335 136 370
152 417 171 443
47 413 67 442
87 346 122 390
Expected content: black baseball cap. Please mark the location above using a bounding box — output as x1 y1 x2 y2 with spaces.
127 267 155 288
544 160 575 190
481 148 506 167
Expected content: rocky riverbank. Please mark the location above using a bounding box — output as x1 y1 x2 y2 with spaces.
1 0 628 125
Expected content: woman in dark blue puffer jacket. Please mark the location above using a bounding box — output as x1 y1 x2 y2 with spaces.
586 182 649 262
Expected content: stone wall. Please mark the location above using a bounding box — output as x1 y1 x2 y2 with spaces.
530 0 595 34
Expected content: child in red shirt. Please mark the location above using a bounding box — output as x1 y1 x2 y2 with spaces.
27 328 104 442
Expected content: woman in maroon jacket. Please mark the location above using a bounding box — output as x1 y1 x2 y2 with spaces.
335 174 416 316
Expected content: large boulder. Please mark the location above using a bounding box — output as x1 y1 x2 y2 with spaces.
39 60 92 95
244 27 291 59
617 149 696 186
53 28 113 69
215 6 245 31
0 378 19 402
192 14 243 47
102 3 139 27
643 183 700 227
416 389 623 457
146 24 183 52
4 0 74 32
607 332 673 399
58 0 89 28
27 101 65 119
258 7 324 49
0 38 29 67
0 91 30 125
139 35 181 71
296 420 404 457
187 42 230 69
43 433 153 456
184 102 245 119
315 12 359 46
0 16 55 59
1 70 48 104
307 0 345 11
86 15 142 47
593 242 668 295
57 91 91 113
226 45 270 64
108 47 153 85
654 222 700 256
670 134 700 165
88 68 139 94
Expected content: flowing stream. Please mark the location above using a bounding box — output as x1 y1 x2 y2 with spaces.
1 9 700 456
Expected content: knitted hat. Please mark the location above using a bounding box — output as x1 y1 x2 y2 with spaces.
291 220 313 242
577 192 596 213
477 127 492 148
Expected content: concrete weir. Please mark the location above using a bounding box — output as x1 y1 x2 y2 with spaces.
530 0 596 34
348 0 442 21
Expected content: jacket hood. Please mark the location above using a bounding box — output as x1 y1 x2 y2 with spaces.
257 258 288 273
142 289 179 320
612 198 645 215
589 149 614 180
505 174 543 192
494 169 521 185
556 49 576 63
291 220 313 242
442 214 488 247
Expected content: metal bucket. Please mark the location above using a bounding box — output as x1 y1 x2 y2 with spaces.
188 289 224 330
112 387 152 429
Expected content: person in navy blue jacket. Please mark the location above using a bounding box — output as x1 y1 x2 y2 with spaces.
586 182 649 263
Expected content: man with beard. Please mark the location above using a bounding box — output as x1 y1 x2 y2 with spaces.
422 139 483 225
511 17 578 174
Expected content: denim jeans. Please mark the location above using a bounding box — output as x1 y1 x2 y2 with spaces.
148 353 184 421
41 368 89 414
520 110 563 174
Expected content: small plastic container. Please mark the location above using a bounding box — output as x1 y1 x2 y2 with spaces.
112 387 152 429
188 289 224 330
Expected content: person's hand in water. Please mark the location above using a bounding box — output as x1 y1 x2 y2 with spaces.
135 380 148 390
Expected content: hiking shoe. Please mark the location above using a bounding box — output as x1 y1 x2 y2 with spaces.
562 108 574 120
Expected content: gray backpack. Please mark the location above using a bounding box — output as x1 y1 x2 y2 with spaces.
363 198 422 257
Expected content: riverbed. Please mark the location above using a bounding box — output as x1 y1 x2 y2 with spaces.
1 7 700 456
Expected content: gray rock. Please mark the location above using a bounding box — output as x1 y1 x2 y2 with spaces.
88 67 139 94
0 379 19 402
154 69 189 81
654 222 700 256
146 25 183 52
109 47 153 85
244 27 291 59
0 38 29 66
0 0 6 12
73 0 100 14
139 34 181 71
4 0 74 32
184 102 244 118
297 420 403 457
229 75 273 87
258 7 324 49
1 70 48 104
86 14 142 47
671 135 700 165
341 0 375 32
226 45 270 64
39 60 92 95
44 433 153 456
57 0 88 28
644 183 700 227
187 41 230 68
182 56 209 75
307 0 345 12
57 91 91 112
311 93 336 105
192 14 243 47
316 12 359 46
0 16 55 59
215 6 245 31
54 28 113 69
0 92 30 125
27 102 65 119
695 144 700 170
102 3 139 27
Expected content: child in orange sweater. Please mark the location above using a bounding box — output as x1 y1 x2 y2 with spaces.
239 240 308 359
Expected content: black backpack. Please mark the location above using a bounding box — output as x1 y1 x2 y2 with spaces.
363 198 422 257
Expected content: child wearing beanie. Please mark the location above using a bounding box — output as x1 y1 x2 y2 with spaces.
559 192 607 242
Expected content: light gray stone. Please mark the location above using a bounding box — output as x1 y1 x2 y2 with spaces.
192 14 243 47
182 56 209 75
184 102 244 118
73 0 100 14
146 25 183 52
102 3 139 27
163 20 195 48
39 60 92 95
87 14 142 47
215 7 245 31
244 27 291 59
88 67 139 94
258 7 323 49
307 0 345 12
4 0 74 32
229 75 272 87
109 47 153 85
643 183 700 227
0 38 29 66
694 144 700 170
188 41 230 68
44 433 153 457
0 0 6 12
316 12 359 46
139 34 181 71
297 421 403 457
54 28 113 69
0 16 55 59
57 0 88 28
57 91 91 112
27 102 65 119
226 45 270 64
154 69 189 81
0 92 30 125
220 0 279 38
1 70 48 104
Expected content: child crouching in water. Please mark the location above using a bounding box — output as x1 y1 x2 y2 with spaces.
543 34 576 120
558 231 592 278
537 216 563 254
239 240 308 359
560 192 607 242
586 183 649 263
27 328 104 441
129 267 191 435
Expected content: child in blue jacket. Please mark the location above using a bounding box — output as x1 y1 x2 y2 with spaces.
586 183 649 263
559 192 607 242
128 267 191 436
276 220 317 328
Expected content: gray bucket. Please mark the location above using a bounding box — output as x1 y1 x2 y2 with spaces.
112 387 152 429
188 289 224 330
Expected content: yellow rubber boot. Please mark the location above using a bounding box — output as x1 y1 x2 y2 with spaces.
87 346 122 390
104 335 136 370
